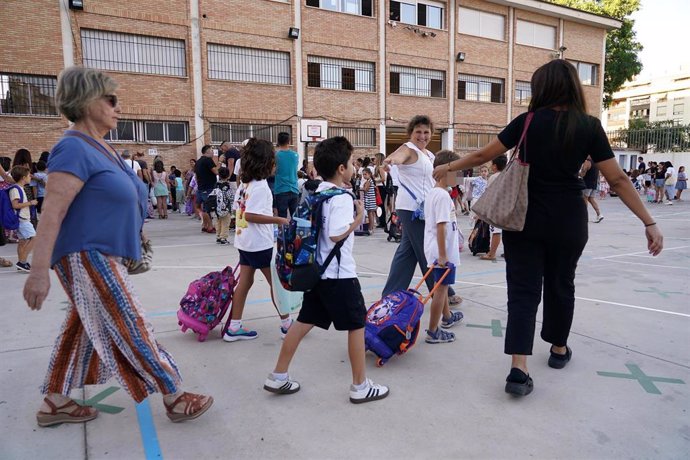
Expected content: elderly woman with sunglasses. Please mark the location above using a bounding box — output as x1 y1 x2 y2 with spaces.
23 67 213 427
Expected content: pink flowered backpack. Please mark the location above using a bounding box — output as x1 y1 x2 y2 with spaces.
177 265 239 341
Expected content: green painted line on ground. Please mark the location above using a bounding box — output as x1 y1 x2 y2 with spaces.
74 386 125 414
633 287 683 299
465 319 505 337
597 364 686 395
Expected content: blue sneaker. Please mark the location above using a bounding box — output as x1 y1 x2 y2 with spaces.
440 311 464 329
223 327 258 342
425 328 455 344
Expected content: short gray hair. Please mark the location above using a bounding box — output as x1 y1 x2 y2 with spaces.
56 66 118 122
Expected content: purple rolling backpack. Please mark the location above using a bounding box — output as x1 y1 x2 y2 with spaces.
177 264 239 341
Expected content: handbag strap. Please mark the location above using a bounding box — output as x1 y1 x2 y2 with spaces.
511 112 534 164
65 131 129 172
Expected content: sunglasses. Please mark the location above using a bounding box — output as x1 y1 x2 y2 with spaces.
103 94 118 107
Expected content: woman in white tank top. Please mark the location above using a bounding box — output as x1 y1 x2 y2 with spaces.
380 116 462 305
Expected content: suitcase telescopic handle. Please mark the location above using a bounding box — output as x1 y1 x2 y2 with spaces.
412 265 452 305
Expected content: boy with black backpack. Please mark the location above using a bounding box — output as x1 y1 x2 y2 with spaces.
263 136 390 404
208 167 234 245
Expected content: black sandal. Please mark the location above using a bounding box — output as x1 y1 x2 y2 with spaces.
505 368 533 396
548 345 572 369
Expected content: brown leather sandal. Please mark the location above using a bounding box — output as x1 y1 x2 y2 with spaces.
164 392 213 423
36 398 99 427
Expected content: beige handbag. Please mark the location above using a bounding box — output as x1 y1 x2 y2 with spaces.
124 236 153 275
471 112 534 232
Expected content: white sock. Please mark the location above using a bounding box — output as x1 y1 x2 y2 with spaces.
272 372 288 381
353 380 368 391
229 320 242 332
280 317 292 329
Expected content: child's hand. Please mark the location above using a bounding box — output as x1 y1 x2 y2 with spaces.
437 256 448 267
276 217 290 226
30 199 38 206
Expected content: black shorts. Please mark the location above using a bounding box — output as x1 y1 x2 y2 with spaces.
297 278 366 331
238 248 273 269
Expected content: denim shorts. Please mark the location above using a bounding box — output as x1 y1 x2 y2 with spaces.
17 220 36 240
196 187 212 206
433 263 456 286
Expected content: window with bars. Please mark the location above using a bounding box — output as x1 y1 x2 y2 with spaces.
81 29 186 77
390 65 445 98
210 123 292 144
208 44 290 85
306 0 373 16
458 7 504 41
568 60 598 86
673 103 684 116
390 1 443 29
104 120 188 143
327 127 376 147
656 105 667 117
0 73 58 116
458 74 504 103
307 56 375 92
516 20 556 49
514 80 531 105
457 132 496 149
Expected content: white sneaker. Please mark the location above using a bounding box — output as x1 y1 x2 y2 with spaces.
263 373 300 394
349 378 389 404
594 215 604 223
665 200 674 205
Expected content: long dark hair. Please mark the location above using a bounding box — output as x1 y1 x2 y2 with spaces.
13 148 32 167
240 138 275 183
529 60 588 155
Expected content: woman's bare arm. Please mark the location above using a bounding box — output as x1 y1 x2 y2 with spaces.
23 172 84 310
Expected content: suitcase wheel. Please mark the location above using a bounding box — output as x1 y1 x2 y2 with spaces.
197 333 207 342
376 358 386 367
180 324 188 333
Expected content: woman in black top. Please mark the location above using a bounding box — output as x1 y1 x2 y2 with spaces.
434 60 663 397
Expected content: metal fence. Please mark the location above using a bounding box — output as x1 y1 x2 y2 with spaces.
607 125 690 153
0 73 58 116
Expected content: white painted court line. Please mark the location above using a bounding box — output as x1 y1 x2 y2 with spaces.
596 258 689 270
594 245 689 260
357 270 689 318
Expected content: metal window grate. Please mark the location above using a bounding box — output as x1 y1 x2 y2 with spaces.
390 64 445 98
327 127 376 147
457 131 497 149
81 29 186 77
514 80 531 105
104 119 188 143
0 73 58 116
458 73 504 103
210 123 292 144
208 44 290 85
307 56 375 92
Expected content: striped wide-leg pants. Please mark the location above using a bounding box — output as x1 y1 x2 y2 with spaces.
41 251 181 402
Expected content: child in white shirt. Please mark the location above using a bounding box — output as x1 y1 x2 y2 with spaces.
263 136 390 404
423 150 464 343
223 139 291 342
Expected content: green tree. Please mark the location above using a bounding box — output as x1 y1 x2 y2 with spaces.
548 0 643 108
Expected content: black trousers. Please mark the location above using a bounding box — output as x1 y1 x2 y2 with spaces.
502 192 588 355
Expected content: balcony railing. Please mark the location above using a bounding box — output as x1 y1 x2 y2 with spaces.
607 125 690 152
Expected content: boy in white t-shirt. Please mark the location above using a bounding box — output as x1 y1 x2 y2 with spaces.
263 136 390 404
10 166 38 272
423 151 464 344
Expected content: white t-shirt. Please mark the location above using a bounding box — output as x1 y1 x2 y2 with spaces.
396 142 435 212
233 158 242 179
424 187 460 268
124 158 141 174
233 179 274 252
9 186 30 220
317 181 357 279
665 166 676 185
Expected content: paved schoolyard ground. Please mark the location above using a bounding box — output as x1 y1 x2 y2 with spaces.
1 197 688 460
